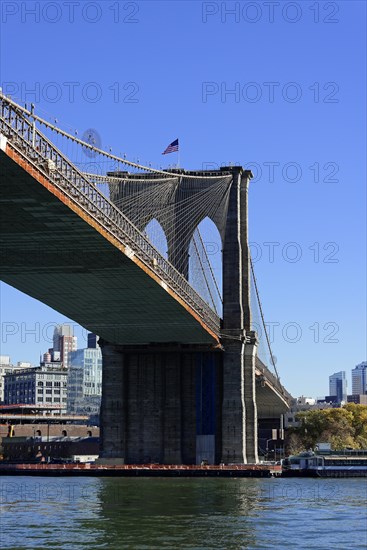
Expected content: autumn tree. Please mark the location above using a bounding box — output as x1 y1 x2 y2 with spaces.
285 404 367 453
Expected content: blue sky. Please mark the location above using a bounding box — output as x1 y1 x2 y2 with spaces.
0 0 366 397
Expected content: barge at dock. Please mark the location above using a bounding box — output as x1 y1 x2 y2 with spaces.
0 462 281 477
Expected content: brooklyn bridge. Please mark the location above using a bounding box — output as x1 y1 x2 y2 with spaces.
0 93 291 465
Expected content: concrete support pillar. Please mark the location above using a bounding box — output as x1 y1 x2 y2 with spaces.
244 331 259 463
126 353 164 463
222 168 243 335
221 339 246 464
220 167 258 464
99 340 126 462
220 334 258 464
240 172 252 330
99 343 223 465
221 168 246 464
240 172 258 463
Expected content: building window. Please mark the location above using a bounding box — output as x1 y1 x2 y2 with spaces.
37 389 43 395
54 389 60 395
46 382 52 387
46 398 52 402
46 389 52 395
37 381 43 387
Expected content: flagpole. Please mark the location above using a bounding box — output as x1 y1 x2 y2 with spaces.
177 147 180 169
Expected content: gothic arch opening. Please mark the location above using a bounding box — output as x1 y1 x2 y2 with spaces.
144 219 168 260
189 217 223 317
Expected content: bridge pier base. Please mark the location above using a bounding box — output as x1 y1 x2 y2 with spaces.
98 343 127 461
221 331 258 464
243 332 259 464
99 341 223 465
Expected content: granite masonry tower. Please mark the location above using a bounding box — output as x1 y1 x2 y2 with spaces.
98 167 258 464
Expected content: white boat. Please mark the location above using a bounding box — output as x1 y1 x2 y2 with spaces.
282 450 367 477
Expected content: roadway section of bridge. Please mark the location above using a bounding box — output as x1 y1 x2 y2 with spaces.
0 97 290 465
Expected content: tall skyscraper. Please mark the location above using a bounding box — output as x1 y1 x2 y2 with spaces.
329 371 347 403
52 324 77 369
87 333 98 349
67 335 102 415
351 362 367 395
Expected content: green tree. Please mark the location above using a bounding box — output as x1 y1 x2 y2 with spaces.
344 403 367 447
285 405 367 452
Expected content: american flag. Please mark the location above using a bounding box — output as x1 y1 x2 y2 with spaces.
162 138 179 155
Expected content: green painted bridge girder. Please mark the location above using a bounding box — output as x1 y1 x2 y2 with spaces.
0 150 217 346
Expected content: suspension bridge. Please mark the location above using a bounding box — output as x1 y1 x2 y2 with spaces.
0 93 291 465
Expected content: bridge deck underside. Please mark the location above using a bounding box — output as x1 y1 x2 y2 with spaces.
255 384 289 417
0 151 216 345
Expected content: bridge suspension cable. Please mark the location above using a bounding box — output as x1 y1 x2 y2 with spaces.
108 173 229 314
195 227 222 301
250 257 281 384
0 92 231 180
0 93 225 334
0 92 228 316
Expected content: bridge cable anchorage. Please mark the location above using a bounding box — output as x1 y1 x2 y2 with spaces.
0 93 229 330
0 91 232 180
249 257 282 386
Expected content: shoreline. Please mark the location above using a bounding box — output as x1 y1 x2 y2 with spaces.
0 462 281 477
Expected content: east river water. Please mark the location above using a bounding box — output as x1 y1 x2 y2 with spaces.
0 477 366 549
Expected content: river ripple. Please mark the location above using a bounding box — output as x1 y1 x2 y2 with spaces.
0 477 366 549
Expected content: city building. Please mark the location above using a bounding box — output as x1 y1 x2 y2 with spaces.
87 333 98 348
16 361 32 369
284 397 334 428
4 360 68 412
51 324 77 369
351 362 367 395
67 335 102 416
2 435 99 463
347 394 367 405
0 355 14 404
329 371 347 403
0 357 29 404
295 396 316 406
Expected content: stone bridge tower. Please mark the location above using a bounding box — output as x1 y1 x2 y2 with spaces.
99 166 258 464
